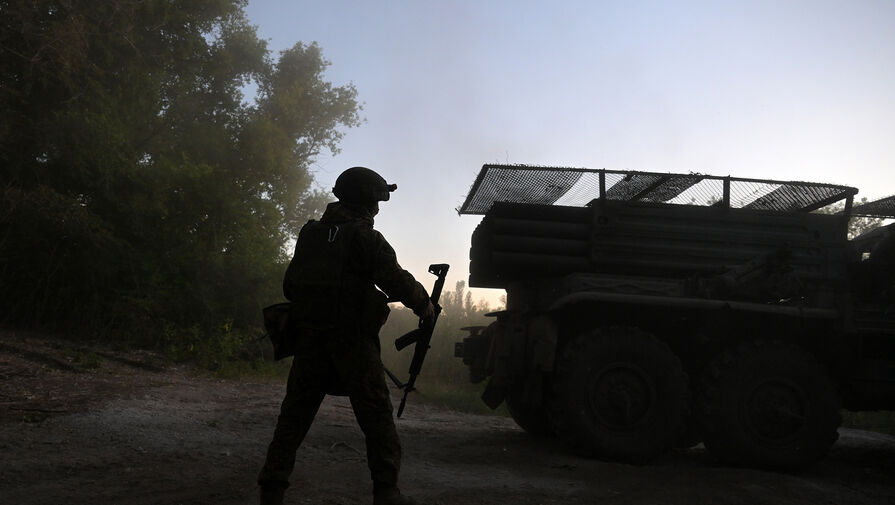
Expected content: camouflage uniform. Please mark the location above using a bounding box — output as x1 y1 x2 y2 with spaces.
258 201 430 493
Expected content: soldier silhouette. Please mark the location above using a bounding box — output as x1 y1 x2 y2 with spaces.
258 167 434 505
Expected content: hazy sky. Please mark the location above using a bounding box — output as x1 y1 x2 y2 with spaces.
245 0 895 305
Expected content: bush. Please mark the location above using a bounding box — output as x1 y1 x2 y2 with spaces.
841 410 895 437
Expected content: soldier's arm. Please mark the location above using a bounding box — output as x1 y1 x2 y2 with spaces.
369 231 430 315
282 221 313 301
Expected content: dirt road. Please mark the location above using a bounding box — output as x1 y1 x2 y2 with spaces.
1 333 894 505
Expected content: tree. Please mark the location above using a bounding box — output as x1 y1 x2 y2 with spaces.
815 198 885 239
0 0 361 340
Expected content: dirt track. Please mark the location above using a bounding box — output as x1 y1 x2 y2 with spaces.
1 333 894 505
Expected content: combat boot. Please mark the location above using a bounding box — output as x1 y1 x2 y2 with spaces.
259 483 285 505
373 487 418 505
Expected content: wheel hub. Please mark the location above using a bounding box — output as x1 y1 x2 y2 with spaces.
588 363 653 430
746 379 808 444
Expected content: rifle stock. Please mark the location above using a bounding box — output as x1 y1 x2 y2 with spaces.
394 328 422 352
394 263 449 417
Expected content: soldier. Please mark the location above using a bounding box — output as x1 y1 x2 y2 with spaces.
258 167 434 505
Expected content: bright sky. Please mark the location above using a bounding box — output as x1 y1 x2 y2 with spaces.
245 0 895 306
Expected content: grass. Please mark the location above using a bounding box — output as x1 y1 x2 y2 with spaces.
841 410 895 437
60 347 104 370
204 357 292 381
410 379 509 416
204 351 508 417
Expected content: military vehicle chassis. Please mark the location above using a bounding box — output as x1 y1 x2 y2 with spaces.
455 164 895 469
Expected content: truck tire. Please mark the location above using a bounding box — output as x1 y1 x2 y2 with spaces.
701 341 841 470
549 327 689 463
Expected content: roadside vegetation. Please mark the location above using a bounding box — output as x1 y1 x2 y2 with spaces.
379 280 508 415
0 0 378 393
1 1 358 357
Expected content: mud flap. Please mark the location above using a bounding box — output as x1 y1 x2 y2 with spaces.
479 319 527 409
481 376 508 410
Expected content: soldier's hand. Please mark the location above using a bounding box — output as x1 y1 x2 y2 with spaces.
420 300 435 325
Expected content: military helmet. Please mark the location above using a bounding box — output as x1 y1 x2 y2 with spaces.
332 166 397 204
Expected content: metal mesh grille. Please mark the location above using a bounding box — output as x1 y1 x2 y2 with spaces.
668 178 725 206
729 181 778 208
605 174 665 201
553 172 605 206
458 164 857 215
459 165 583 213
641 175 703 202
744 184 846 212
852 195 895 218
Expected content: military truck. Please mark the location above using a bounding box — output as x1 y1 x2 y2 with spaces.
454 164 895 469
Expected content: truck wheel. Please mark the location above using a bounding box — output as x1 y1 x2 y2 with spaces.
549 327 689 463
701 341 841 470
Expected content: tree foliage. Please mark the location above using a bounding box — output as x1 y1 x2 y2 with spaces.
816 198 885 239
0 0 361 340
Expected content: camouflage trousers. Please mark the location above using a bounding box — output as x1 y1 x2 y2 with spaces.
257 332 401 490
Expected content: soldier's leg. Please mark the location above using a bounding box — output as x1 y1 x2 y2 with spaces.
258 354 329 487
342 347 402 492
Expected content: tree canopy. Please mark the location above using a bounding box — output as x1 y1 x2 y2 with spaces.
0 0 361 340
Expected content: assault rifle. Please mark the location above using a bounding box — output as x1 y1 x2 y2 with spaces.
385 263 449 417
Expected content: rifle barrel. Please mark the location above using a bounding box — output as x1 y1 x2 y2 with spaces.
397 390 410 417
393 263 449 418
